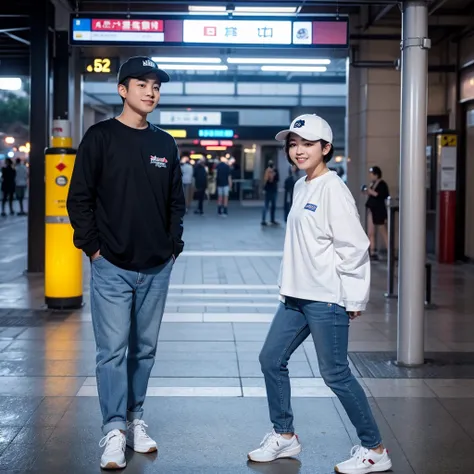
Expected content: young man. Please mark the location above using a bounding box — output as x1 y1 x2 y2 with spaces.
215 156 232 216
14 158 28 215
67 56 185 470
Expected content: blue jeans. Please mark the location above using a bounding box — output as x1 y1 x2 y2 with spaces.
90 256 173 435
262 190 277 223
259 297 382 449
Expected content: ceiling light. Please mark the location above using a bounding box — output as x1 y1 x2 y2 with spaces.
0 78 22 91
188 5 227 12
152 57 221 63
261 66 328 72
157 64 228 71
227 58 331 65
234 6 297 13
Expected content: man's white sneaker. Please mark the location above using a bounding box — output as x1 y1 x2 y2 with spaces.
248 430 302 463
99 429 126 470
126 419 158 454
335 445 392 474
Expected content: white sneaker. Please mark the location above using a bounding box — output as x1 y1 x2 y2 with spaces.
126 419 158 454
248 430 302 463
335 445 392 473
99 429 126 470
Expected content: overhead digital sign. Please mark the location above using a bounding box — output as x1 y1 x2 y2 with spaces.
198 129 234 138
82 57 119 75
70 15 349 48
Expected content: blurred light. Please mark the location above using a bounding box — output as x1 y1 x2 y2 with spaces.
235 6 297 13
189 5 226 12
335 156 343 163
4 136 15 144
206 154 212 159
206 146 227 151
0 78 22 91
188 5 297 15
227 58 331 65
7 151 14 158
152 57 221 63
200 140 219 146
163 129 187 138
190 153 204 159
261 66 327 72
157 64 228 71
220 140 233 146
19 146 27 153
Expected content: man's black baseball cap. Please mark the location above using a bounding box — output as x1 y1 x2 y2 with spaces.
117 56 170 84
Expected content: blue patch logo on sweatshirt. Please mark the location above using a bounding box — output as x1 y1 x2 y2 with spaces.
304 203 318 212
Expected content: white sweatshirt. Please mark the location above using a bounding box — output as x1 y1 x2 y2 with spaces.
278 171 370 312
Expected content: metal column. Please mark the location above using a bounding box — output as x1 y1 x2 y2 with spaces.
53 30 70 121
27 1 53 273
397 1 430 366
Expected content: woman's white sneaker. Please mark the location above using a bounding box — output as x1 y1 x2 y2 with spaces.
99 429 127 470
335 445 392 474
248 430 302 463
126 419 158 453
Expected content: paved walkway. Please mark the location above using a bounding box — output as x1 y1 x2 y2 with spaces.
0 204 474 473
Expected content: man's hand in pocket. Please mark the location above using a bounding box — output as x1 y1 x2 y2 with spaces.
91 250 101 261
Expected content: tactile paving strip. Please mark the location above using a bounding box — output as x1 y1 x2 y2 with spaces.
348 351 474 379
0 309 71 326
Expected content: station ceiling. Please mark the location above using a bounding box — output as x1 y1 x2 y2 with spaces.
1 0 474 79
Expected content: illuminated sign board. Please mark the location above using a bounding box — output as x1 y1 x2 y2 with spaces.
198 129 234 138
70 15 349 48
183 19 292 45
83 57 119 75
72 19 164 42
163 129 187 138
161 111 222 125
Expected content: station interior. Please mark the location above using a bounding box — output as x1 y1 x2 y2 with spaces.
1 0 474 472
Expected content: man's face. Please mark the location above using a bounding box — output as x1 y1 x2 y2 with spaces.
119 74 161 114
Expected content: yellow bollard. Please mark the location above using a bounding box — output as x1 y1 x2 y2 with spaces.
44 119 83 309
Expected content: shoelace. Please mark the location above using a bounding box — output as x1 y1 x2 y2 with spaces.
350 445 370 462
260 431 279 449
129 420 151 439
99 431 125 454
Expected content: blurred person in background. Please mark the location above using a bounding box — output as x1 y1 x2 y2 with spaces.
1 158 16 217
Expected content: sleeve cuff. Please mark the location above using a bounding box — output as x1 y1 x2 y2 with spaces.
82 240 100 257
344 301 367 312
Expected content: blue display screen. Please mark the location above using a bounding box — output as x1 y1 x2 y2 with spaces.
198 129 234 138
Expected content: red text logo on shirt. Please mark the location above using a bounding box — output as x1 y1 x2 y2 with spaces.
150 155 168 168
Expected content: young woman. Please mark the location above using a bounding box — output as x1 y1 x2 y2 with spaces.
247 114 392 474
363 166 390 260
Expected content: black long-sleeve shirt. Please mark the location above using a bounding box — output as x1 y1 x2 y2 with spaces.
66 118 185 270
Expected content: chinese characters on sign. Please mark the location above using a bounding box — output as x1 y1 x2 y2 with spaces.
92 19 164 32
258 27 273 38
160 111 222 126
71 16 348 47
183 20 291 45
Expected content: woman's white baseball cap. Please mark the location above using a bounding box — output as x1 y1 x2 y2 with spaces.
275 114 333 144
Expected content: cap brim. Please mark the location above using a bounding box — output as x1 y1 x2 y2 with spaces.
127 66 170 83
275 129 291 141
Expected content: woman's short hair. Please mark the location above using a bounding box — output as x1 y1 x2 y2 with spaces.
284 136 334 165
369 166 382 178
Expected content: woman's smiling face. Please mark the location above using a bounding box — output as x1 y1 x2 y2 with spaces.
287 133 330 172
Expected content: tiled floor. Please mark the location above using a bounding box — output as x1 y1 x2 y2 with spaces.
0 204 474 472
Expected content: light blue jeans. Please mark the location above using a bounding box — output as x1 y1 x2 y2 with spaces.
90 255 173 435
259 297 382 449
